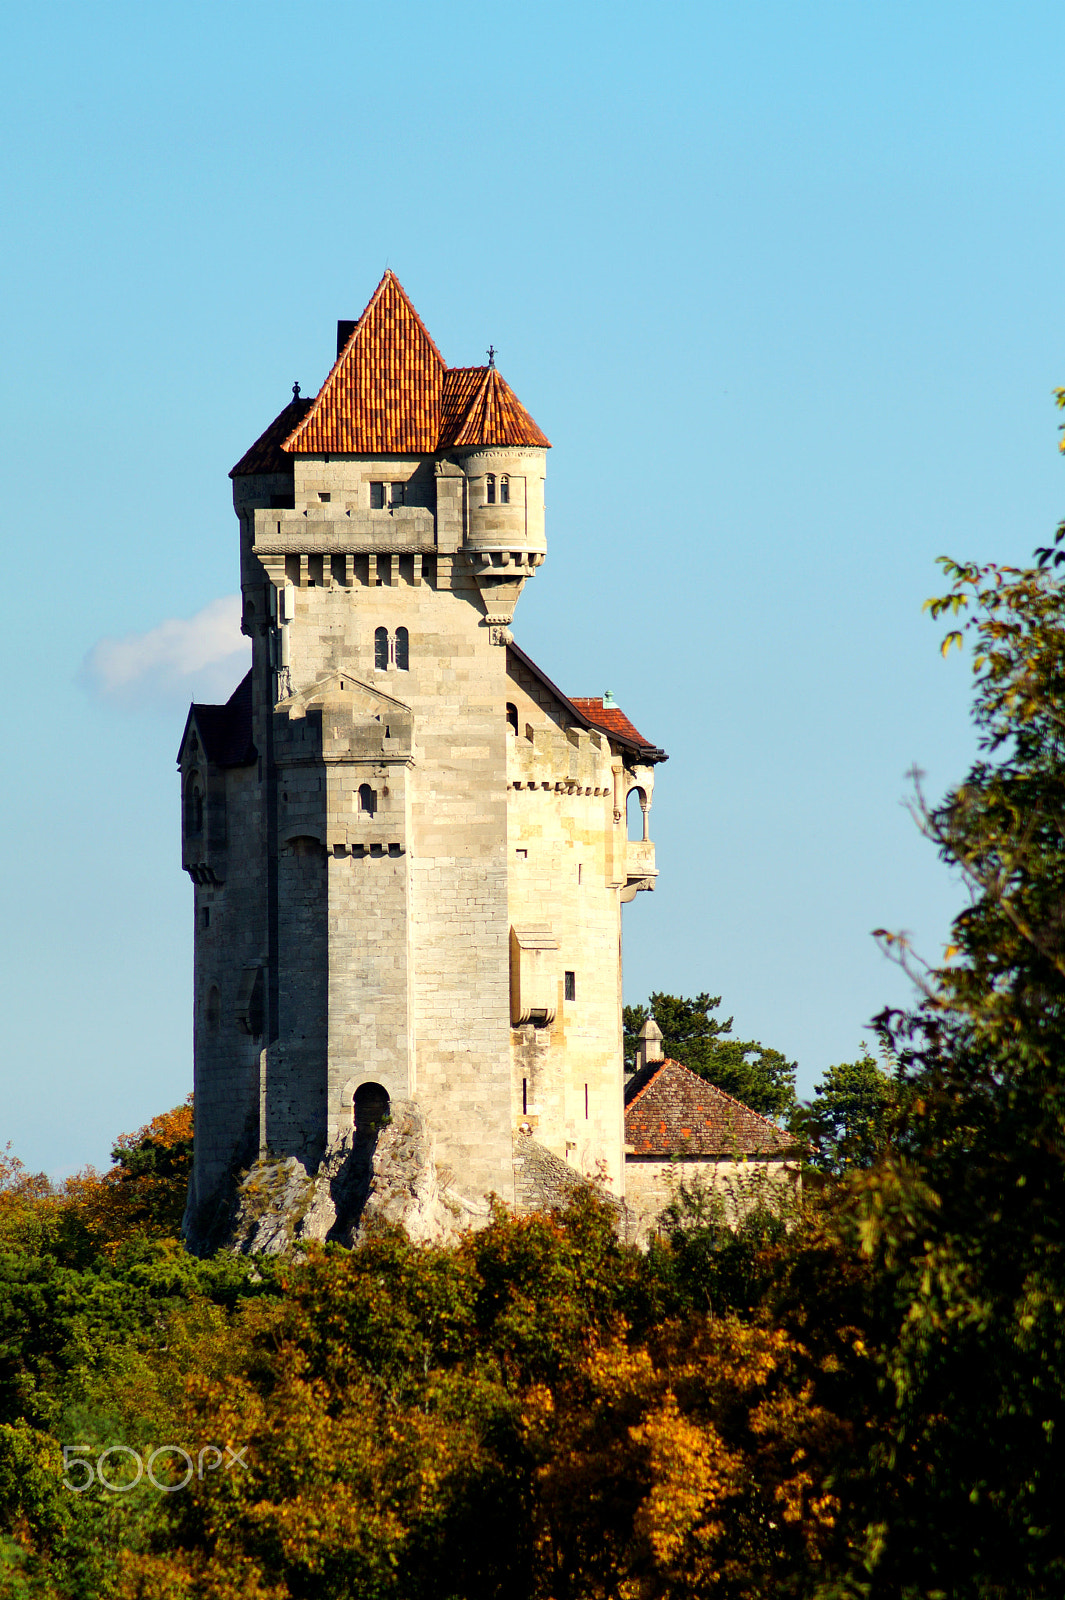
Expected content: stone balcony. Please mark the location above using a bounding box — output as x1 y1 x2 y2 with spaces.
622 839 657 901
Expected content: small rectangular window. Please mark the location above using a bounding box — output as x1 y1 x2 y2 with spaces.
202 906 210 929
370 482 386 509
390 482 405 506
318 491 331 502
565 971 576 1002
516 847 527 859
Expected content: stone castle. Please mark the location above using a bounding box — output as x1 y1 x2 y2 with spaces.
178 272 668 1246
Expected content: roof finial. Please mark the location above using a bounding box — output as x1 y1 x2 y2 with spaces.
487 344 496 368
292 381 301 400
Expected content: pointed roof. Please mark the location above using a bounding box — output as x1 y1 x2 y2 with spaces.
257 271 549 458
178 670 256 768
624 1058 794 1159
283 271 446 455
440 366 550 449
229 394 313 478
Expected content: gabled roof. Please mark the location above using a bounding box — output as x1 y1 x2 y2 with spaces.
178 670 256 768
507 642 668 763
229 394 313 478
624 1058 794 1159
439 365 550 449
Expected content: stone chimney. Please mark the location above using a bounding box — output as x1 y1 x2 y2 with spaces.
637 1017 664 1070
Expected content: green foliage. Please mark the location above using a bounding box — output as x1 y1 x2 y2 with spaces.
624 991 798 1117
805 1049 898 1175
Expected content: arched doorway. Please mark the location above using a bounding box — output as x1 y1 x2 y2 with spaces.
353 1081 390 1140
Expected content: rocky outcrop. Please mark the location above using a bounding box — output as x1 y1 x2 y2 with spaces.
217 1098 489 1256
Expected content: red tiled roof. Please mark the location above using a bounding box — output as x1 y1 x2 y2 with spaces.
284 272 446 455
178 670 256 768
440 365 550 449
570 697 655 751
624 1059 794 1159
229 395 313 478
439 367 484 445
506 645 668 763
249 272 551 459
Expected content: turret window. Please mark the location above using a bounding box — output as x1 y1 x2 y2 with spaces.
486 473 496 505
185 774 204 837
499 475 510 504
374 627 410 671
358 784 377 816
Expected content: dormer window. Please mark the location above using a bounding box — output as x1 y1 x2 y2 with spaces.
500 475 510 504
486 473 496 505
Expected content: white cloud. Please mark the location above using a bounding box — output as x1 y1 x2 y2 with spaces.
82 595 252 709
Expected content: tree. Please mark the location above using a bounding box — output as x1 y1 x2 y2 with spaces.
624 992 797 1118
805 1048 898 1175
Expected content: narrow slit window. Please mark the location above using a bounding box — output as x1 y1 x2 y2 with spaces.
565 971 576 1002
395 626 409 671
584 1083 589 1120
370 482 386 509
485 473 496 505
522 1078 527 1115
374 627 388 670
499 475 510 504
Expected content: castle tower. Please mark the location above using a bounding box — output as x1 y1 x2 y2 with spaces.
179 274 665 1239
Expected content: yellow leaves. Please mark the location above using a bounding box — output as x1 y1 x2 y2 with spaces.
941 630 964 657
629 1392 739 1576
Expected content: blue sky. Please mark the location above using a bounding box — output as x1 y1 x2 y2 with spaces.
2 1 1063 1176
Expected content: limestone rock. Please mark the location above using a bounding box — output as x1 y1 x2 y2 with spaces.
215 1097 487 1256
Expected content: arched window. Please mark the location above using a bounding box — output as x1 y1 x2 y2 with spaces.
485 473 496 505
506 702 518 734
395 626 409 671
185 773 204 837
500 474 510 504
627 786 649 841
374 626 388 670
358 784 377 816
